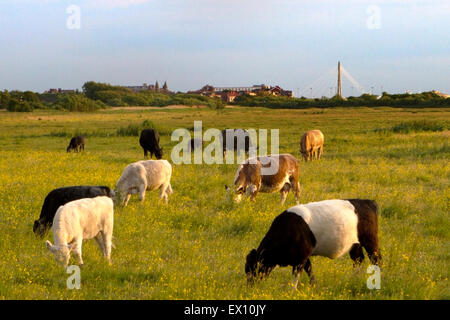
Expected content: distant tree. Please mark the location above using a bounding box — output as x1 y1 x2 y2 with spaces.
7 99 33 112
23 91 40 103
155 81 160 92
82 81 130 100
0 90 10 109
162 81 168 92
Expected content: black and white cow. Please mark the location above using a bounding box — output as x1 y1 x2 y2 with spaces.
245 199 381 288
33 186 114 238
67 136 85 153
139 129 163 159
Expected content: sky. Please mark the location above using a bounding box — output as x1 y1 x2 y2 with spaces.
0 0 449 97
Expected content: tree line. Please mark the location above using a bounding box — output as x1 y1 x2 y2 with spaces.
0 82 448 112
0 81 225 112
233 91 450 109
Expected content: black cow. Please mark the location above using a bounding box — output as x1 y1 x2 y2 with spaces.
139 129 163 159
187 138 203 152
245 199 381 288
33 186 114 238
67 136 85 153
220 129 254 156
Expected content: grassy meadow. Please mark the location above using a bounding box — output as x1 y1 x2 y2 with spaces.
0 106 448 300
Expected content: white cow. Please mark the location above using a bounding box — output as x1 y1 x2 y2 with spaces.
115 160 173 206
45 196 114 267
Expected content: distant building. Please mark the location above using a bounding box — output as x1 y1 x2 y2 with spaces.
189 84 293 102
45 88 77 94
432 90 450 98
125 83 155 92
125 82 171 93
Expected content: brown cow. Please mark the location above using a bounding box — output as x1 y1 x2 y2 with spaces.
226 154 301 205
300 130 324 161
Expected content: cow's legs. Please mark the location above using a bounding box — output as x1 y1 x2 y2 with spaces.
318 146 323 159
280 191 288 205
102 231 112 265
138 183 147 202
94 233 106 256
280 183 290 205
304 258 315 284
72 239 83 266
289 176 301 205
123 193 131 206
159 183 170 204
292 261 306 290
349 243 365 265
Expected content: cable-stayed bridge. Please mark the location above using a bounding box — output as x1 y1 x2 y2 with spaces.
297 62 367 98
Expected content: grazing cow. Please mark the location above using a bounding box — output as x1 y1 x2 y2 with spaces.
139 129 163 159
299 130 324 161
45 196 114 267
115 160 173 206
33 186 114 238
187 138 203 153
220 129 254 156
67 136 85 153
227 154 300 205
245 199 381 288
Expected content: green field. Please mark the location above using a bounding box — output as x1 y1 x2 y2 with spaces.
0 106 448 300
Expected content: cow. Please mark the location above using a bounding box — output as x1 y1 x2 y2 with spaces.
45 196 114 267
187 138 203 153
220 129 255 156
139 129 163 159
226 153 300 205
115 160 173 206
245 199 381 288
67 136 85 153
33 186 114 238
299 130 324 161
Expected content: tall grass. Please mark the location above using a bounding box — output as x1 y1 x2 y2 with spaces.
375 120 448 134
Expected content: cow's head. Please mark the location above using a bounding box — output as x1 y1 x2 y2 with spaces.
46 241 70 267
33 219 50 238
103 187 116 202
155 147 163 160
245 249 259 283
245 249 273 284
227 162 260 203
113 188 128 206
300 150 310 161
